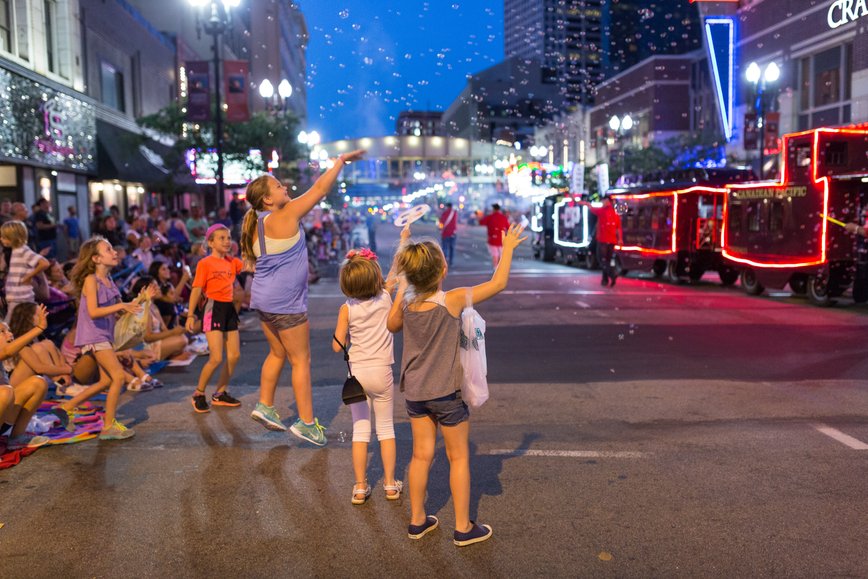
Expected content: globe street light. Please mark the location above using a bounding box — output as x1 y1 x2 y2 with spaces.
746 61 781 179
258 79 274 99
278 79 292 100
609 114 633 178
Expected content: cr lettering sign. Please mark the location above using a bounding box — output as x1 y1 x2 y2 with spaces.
828 0 868 29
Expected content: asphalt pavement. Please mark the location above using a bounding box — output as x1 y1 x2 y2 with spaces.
1 219 867 578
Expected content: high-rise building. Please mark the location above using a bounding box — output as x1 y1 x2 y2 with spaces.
601 0 703 77
505 0 702 107
504 0 604 107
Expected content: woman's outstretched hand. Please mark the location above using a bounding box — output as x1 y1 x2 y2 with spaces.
502 223 528 249
338 149 366 164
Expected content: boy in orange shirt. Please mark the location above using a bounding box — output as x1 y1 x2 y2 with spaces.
186 224 243 412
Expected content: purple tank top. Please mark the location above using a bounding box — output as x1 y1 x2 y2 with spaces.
250 212 309 314
74 277 120 346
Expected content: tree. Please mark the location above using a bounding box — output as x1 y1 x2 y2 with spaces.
137 104 303 186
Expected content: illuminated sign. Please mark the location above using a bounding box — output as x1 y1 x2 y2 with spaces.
827 0 868 29
704 17 735 141
730 186 808 200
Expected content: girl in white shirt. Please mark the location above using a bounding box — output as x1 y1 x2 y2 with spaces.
332 234 407 505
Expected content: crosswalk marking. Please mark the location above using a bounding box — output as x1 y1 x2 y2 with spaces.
813 424 868 450
486 449 647 458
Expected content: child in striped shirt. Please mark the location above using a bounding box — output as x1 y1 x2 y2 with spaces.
1 221 49 322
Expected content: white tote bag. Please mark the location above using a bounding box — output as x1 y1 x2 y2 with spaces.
459 290 489 408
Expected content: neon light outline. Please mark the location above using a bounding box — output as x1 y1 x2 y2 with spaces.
705 17 735 141
553 199 590 249
612 186 723 256
721 127 868 268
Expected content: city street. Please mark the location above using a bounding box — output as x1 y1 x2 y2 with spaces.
1 222 867 577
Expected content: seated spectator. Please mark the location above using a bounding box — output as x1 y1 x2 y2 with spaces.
0 306 50 448
167 211 190 248
186 204 209 245
131 277 189 361
149 261 190 327
8 302 72 388
132 236 155 271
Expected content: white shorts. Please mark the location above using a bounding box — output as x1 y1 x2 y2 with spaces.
81 341 114 354
487 244 503 261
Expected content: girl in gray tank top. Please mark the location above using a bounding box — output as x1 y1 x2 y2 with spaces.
387 223 528 548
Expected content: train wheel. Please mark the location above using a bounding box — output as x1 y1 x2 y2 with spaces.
718 268 739 287
667 260 685 283
807 275 836 307
652 260 666 277
789 276 808 296
740 268 764 295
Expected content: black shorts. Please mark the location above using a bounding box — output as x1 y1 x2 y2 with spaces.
202 299 239 333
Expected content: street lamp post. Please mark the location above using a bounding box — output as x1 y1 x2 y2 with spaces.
609 114 633 180
746 61 780 179
189 0 240 204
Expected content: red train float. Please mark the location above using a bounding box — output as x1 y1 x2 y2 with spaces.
721 127 868 305
603 127 868 305
608 168 754 284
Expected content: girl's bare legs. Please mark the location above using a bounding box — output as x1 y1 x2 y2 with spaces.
380 438 398 493
441 421 472 533
158 334 187 360
58 364 111 413
258 322 286 407
352 441 369 497
277 322 313 423
0 387 13 426
214 331 240 394
93 350 127 426
196 331 226 393
408 416 437 526
8 376 48 436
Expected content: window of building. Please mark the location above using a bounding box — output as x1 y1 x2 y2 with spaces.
100 61 125 112
798 44 852 128
44 0 56 73
0 0 11 53
1 0 30 61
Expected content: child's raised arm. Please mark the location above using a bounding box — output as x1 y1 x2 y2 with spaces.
332 304 349 353
445 223 527 315
387 275 408 333
84 276 141 319
288 149 366 221
0 305 47 360
385 224 411 294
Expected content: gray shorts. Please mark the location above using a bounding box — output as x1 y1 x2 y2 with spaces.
258 310 308 332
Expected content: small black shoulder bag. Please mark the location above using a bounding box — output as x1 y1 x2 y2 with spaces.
333 335 367 405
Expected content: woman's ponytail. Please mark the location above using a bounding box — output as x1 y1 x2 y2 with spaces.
239 174 273 271
240 207 258 271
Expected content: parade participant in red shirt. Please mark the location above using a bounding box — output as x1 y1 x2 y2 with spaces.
438 203 458 266
479 203 510 268
586 196 623 287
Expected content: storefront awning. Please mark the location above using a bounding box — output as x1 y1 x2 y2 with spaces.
96 120 178 185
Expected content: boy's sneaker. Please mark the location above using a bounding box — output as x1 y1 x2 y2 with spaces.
408 515 439 540
51 407 76 432
99 420 135 441
453 522 493 547
192 393 210 413
8 434 51 450
211 391 241 407
289 418 327 446
251 402 288 431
